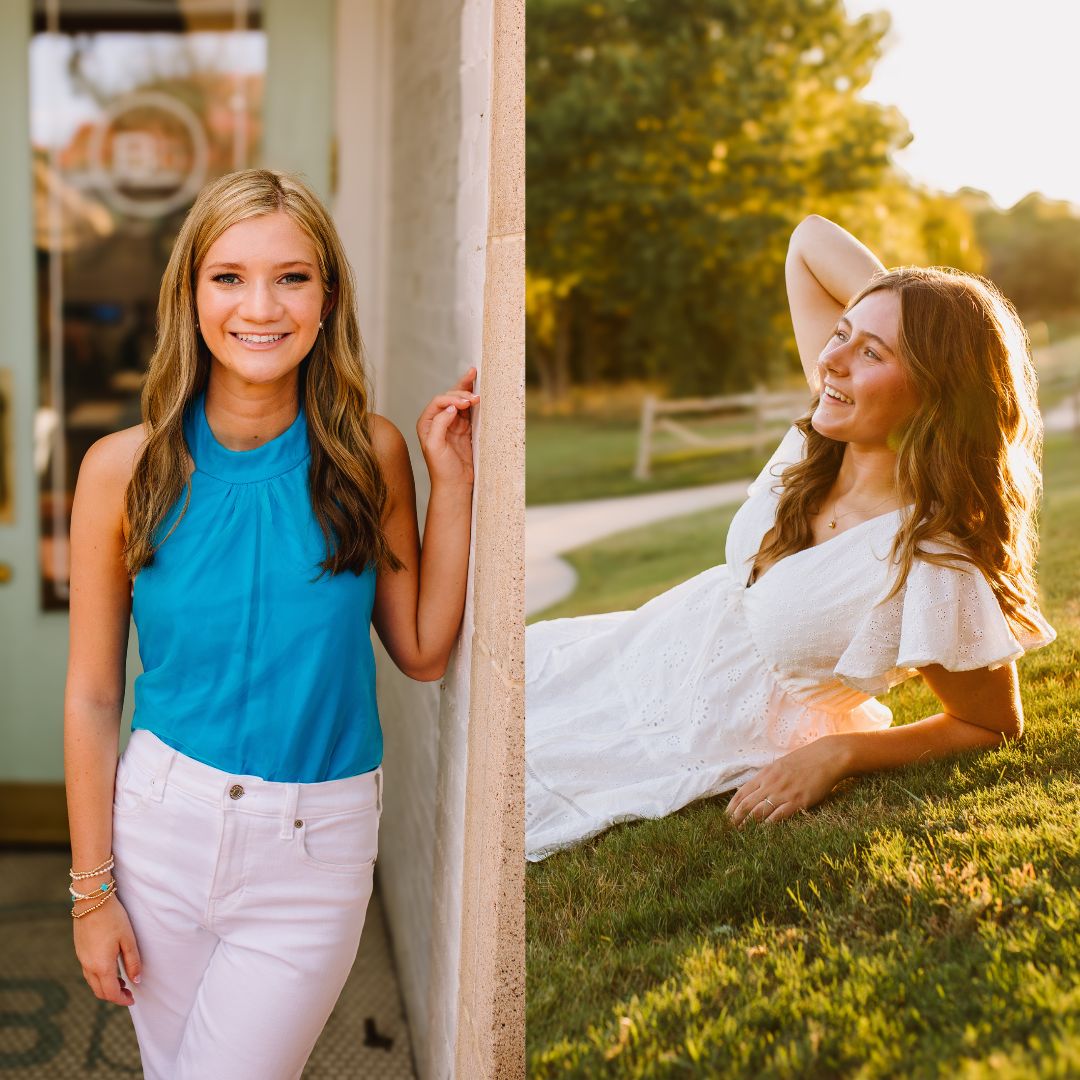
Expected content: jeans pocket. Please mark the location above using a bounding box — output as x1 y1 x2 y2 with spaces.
111 757 150 820
296 804 379 874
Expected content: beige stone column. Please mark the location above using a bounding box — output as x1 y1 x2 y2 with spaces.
453 0 526 1074
356 0 523 1072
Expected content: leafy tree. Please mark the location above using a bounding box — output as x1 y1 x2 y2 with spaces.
972 192 1080 319
528 0 969 399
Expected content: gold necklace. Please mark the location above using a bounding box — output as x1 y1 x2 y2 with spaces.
826 492 897 529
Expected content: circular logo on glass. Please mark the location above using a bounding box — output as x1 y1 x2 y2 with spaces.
89 91 209 218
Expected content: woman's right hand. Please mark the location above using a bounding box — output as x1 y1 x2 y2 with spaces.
72 893 142 1006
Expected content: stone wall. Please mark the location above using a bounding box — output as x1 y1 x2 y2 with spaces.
453 0 526 1072
335 0 523 1075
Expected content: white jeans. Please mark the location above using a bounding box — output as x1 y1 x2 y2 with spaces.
111 728 383 1080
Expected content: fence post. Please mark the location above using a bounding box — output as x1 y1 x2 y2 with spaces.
634 394 656 480
754 383 768 458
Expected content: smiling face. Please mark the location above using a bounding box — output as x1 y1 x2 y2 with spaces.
810 288 920 447
194 211 329 390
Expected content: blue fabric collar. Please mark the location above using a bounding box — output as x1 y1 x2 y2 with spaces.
183 387 310 484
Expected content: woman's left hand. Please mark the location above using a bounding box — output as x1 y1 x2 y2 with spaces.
417 366 479 489
725 736 850 826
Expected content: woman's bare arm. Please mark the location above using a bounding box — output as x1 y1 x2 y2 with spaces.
832 662 1023 775
65 426 144 1003
370 372 476 681
727 663 1021 825
786 214 886 390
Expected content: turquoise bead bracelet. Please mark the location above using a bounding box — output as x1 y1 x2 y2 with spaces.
70 879 116 903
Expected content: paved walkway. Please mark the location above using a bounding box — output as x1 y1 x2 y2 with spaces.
1044 394 1079 434
526 478 751 615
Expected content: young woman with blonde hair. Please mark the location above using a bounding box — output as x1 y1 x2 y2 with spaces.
65 168 477 1076
525 213 1055 861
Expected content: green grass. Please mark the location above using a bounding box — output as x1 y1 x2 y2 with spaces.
526 414 777 505
526 432 1080 1078
527 502 741 623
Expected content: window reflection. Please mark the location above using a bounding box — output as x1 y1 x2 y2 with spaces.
31 0 264 608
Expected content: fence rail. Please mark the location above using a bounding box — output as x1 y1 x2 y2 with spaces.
634 387 809 480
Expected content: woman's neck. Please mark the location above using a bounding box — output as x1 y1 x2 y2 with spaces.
203 373 301 452
832 442 901 505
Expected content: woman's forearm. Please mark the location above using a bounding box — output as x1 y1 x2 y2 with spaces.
63 704 121 909
832 712 1010 778
788 214 885 308
414 479 474 678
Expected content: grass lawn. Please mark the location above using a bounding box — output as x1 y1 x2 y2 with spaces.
526 413 779 506
525 431 1080 1078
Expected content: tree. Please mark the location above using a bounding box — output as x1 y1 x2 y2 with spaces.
973 192 1080 319
527 0 950 397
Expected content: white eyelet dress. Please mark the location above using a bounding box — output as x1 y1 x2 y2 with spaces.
524 425 1056 862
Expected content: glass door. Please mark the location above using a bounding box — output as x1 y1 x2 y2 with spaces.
32 0 266 609
0 0 268 789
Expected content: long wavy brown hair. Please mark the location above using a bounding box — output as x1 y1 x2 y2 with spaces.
123 168 403 579
753 266 1045 635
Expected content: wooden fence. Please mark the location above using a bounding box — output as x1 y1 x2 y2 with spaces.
634 386 809 480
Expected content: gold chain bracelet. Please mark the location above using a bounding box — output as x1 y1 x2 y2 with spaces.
71 885 119 919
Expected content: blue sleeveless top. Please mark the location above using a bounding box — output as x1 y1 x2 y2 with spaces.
130 387 382 782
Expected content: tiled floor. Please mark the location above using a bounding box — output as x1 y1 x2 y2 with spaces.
0 848 416 1078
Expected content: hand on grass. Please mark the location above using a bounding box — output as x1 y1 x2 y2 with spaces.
725 736 849 826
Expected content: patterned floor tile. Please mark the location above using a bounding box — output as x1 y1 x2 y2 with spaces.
0 849 416 1078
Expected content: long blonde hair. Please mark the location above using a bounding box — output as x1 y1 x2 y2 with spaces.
753 266 1045 635
124 168 403 578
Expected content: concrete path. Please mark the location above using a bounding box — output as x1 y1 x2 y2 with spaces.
1044 394 1079 434
526 478 751 615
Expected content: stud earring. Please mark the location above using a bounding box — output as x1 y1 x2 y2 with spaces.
319 321 324 330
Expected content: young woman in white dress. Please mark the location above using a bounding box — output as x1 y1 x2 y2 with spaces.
525 214 1056 862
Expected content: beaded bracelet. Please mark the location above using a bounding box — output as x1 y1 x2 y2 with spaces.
71 884 118 919
70 877 117 901
70 854 114 881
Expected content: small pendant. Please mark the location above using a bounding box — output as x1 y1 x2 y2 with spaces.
827 520 836 529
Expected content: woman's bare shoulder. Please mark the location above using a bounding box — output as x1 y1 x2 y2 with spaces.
78 423 150 542
367 412 409 463
81 423 148 482
87 422 153 482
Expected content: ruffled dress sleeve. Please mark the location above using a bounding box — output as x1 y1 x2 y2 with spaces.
834 541 1056 697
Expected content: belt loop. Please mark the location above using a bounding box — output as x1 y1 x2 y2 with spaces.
280 782 300 839
146 745 175 803
374 767 383 816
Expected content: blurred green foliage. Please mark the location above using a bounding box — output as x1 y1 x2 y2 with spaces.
525 0 1060 403
972 191 1080 317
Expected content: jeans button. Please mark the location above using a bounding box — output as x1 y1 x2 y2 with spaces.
229 784 245 800
294 819 303 828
